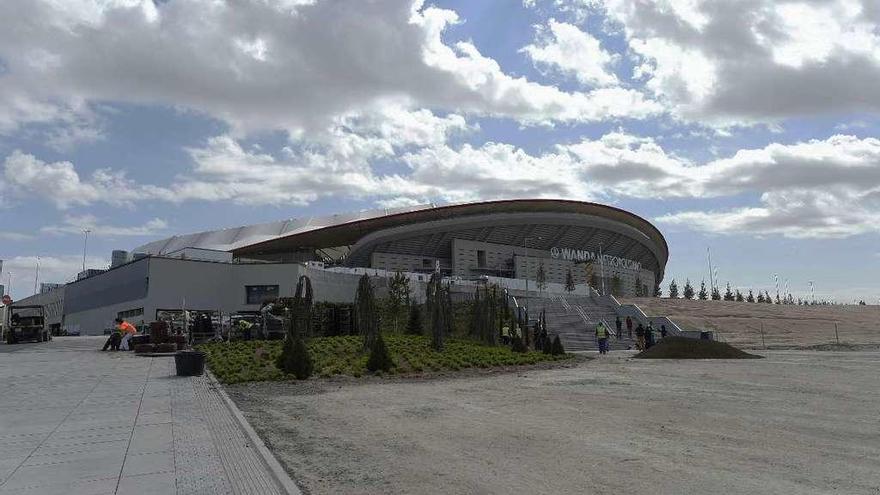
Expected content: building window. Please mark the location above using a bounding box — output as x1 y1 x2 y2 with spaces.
117 308 144 320
245 285 279 305
477 250 486 267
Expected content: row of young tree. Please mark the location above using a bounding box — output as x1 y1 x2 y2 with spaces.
663 278 836 305
276 271 565 379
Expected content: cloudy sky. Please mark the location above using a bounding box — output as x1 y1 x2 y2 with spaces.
0 0 878 302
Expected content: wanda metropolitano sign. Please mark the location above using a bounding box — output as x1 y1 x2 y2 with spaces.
549 247 642 271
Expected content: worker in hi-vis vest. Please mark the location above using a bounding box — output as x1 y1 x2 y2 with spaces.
596 321 610 355
116 318 138 351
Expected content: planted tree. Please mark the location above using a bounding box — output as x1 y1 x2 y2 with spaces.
564 269 576 293
634 275 644 297
406 305 423 335
611 275 622 296
427 272 444 351
536 263 547 293
550 335 566 355
698 280 708 300
668 279 679 299
683 279 695 300
711 286 722 300
735 289 744 302
366 332 393 372
355 273 379 351
747 290 755 303
723 283 735 301
757 291 765 303
764 291 773 304
386 272 410 333
654 285 662 297
276 275 314 379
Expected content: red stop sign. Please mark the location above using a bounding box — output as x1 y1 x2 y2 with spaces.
1 295 11 306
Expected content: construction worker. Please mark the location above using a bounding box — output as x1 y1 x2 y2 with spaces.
635 323 646 350
116 318 137 351
596 321 609 354
626 316 633 339
615 317 622 340
500 323 511 345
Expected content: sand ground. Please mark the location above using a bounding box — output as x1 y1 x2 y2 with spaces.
620 298 880 349
228 350 880 495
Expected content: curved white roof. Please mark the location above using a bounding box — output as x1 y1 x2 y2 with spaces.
133 203 435 255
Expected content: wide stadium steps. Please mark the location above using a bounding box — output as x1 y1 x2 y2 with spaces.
525 295 636 352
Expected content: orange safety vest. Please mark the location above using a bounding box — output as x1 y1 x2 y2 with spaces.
117 321 137 334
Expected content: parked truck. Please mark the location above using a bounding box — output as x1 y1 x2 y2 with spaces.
4 305 49 344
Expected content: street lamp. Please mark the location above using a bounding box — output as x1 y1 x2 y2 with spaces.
33 256 40 295
82 229 91 272
522 236 542 325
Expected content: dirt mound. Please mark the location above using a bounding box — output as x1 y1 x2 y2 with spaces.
634 337 762 359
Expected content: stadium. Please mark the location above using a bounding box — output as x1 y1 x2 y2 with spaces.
14 199 669 336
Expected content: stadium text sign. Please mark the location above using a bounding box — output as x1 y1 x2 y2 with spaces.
549 247 642 271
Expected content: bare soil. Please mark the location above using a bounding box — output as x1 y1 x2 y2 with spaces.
228 350 880 495
621 298 880 349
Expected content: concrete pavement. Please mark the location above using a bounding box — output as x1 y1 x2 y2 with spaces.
0 337 292 495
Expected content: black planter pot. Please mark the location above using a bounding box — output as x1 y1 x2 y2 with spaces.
175 350 206 376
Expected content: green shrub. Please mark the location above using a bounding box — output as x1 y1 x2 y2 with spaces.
275 336 313 380
551 335 566 356
406 305 423 335
366 333 394 372
200 334 570 384
511 336 528 353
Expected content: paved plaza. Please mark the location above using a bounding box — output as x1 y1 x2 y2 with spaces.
0 337 294 495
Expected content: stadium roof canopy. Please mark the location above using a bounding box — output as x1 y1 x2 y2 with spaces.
134 199 669 278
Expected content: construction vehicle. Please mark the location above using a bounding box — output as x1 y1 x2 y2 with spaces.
4 305 49 344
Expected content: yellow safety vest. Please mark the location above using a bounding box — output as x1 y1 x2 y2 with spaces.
596 325 607 338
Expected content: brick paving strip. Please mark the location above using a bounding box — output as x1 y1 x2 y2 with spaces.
0 337 299 495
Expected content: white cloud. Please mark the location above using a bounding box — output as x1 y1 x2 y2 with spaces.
522 19 619 87
2 151 150 209
0 232 34 241
0 0 660 143
41 215 168 237
2 255 109 298
656 135 880 238
598 0 880 125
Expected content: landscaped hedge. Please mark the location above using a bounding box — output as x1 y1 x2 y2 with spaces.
199 334 571 384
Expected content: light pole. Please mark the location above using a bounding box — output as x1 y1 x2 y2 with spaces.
522 236 542 326
599 243 606 295
33 256 40 295
707 246 715 294
82 229 91 272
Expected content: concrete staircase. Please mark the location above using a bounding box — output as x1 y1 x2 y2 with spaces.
524 295 637 352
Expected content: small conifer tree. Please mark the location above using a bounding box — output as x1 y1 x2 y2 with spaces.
406 305 423 335
355 273 379 351
711 286 721 300
698 280 708 300
747 290 755 303
551 335 566 355
764 291 772 304
683 279 695 300
277 336 313 379
366 332 393 372
757 291 765 303
536 263 547 292
668 279 679 299
724 283 735 301
564 269 576 293
735 289 744 302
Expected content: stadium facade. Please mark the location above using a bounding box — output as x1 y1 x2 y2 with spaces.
12 200 668 335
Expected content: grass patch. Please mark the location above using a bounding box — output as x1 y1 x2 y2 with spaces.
634 337 762 359
200 334 571 384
